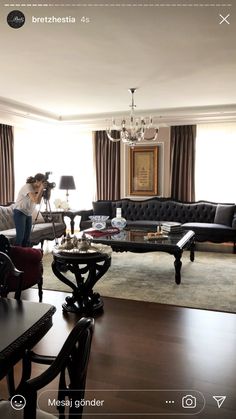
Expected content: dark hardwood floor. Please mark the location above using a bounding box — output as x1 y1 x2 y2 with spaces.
0 289 236 418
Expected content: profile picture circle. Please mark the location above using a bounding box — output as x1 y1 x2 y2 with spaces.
7 10 25 29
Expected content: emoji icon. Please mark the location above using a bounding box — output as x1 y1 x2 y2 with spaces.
10 394 26 410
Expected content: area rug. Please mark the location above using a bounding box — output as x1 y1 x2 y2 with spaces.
42 251 236 313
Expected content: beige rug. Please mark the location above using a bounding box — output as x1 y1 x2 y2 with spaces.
42 251 236 313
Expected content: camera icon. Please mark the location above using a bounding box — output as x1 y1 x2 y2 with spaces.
182 394 197 409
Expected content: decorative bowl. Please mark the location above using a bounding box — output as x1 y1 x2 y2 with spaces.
89 215 109 230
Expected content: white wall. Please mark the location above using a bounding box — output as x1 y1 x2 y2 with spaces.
14 125 95 210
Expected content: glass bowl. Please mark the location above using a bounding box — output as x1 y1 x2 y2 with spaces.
89 215 109 230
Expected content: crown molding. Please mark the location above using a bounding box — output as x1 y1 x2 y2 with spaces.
0 97 58 122
1 97 236 129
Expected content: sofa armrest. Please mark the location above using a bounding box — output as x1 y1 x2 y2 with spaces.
77 209 94 222
232 211 236 229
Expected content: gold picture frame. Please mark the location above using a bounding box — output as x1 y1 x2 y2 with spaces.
129 146 158 196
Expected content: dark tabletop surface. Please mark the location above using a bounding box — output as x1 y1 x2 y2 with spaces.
0 298 56 379
90 228 195 250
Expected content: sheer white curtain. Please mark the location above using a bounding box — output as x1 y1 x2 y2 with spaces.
195 123 236 202
14 125 95 211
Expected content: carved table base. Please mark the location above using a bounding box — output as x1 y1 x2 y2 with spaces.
52 251 111 314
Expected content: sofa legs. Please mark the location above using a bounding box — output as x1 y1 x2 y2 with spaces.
233 242 236 254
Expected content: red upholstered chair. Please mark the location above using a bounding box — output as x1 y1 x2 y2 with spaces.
0 235 43 301
9 246 43 301
0 252 23 298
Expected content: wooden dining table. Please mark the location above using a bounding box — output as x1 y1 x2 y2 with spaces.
0 298 56 384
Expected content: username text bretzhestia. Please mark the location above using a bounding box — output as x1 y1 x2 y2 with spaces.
32 16 76 23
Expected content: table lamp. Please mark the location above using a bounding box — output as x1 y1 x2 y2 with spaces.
59 176 76 207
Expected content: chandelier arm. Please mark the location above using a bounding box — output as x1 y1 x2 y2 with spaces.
106 131 121 142
144 129 159 141
153 130 159 141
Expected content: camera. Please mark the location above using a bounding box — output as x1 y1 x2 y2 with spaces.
44 171 56 190
182 395 197 409
43 172 56 200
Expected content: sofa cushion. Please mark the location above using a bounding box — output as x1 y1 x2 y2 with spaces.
30 222 65 244
126 220 161 228
214 204 235 226
0 204 15 230
93 201 112 217
182 222 235 242
183 222 232 231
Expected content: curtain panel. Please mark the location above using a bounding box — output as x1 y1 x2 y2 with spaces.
0 124 15 205
94 131 120 200
170 125 196 202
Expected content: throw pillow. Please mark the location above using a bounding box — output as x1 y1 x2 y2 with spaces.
214 204 235 226
92 201 111 217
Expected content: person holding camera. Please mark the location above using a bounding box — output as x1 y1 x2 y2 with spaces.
13 173 46 246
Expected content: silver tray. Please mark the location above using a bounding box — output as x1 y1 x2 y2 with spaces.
54 243 112 256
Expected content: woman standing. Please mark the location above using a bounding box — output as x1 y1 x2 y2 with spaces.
13 173 46 246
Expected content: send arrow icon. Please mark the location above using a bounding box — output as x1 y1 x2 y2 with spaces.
213 396 226 408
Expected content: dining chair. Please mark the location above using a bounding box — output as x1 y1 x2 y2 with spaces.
0 251 23 299
0 317 94 419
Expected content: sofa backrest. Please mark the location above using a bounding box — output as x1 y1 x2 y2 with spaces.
0 204 15 230
113 199 219 223
93 198 236 225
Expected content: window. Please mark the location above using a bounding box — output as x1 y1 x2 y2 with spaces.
14 126 95 210
195 123 236 203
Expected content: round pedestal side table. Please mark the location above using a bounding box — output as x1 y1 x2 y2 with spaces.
52 245 112 314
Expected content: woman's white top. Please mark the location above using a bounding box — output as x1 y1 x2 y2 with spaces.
14 184 36 216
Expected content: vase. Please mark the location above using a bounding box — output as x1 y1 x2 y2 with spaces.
89 215 109 230
111 208 127 230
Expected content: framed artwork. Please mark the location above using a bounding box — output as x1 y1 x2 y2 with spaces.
129 146 158 196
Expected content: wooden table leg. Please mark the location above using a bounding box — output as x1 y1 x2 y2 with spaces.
174 252 182 285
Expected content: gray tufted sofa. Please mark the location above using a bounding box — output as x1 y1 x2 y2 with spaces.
78 197 236 252
0 203 66 246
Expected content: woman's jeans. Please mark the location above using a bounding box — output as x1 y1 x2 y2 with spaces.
13 209 32 247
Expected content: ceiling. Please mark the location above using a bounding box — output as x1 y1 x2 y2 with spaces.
0 1 236 127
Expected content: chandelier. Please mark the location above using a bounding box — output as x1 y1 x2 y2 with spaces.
106 88 159 146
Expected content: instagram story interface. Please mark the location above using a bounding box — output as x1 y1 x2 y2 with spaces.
0 1 236 418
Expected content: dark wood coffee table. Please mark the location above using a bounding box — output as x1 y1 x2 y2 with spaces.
90 228 195 284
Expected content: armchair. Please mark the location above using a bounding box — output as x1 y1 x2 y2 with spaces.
0 252 23 299
0 234 43 301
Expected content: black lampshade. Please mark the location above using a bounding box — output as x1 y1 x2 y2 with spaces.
59 176 76 190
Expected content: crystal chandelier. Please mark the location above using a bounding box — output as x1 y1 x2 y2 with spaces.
106 88 159 146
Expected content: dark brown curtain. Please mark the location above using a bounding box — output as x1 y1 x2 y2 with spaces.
170 125 196 202
0 124 15 205
94 130 120 200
